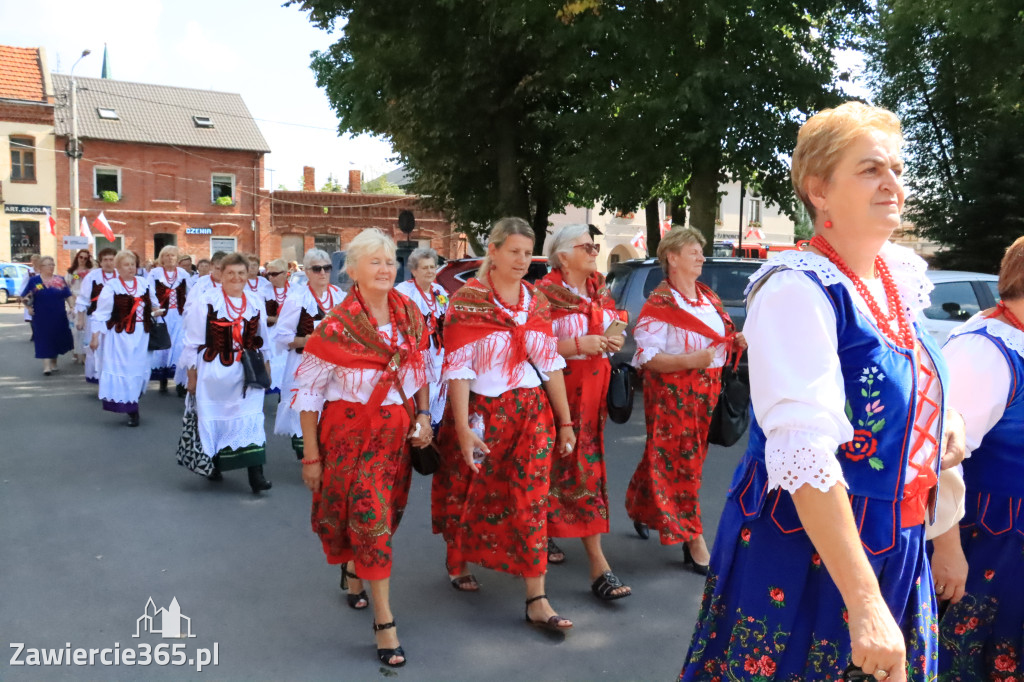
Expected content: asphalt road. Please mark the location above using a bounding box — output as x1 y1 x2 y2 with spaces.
0 305 749 682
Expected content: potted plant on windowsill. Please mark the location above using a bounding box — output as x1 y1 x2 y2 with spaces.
214 196 234 207
101 191 119 203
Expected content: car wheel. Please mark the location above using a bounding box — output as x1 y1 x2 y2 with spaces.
0 289 8 304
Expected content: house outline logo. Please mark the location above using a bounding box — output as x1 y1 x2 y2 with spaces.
133 597 196 639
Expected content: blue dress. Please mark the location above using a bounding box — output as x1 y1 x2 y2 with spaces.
680 254 946 681
21 275 74 359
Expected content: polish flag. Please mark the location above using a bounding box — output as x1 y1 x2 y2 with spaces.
80 216 92 239
44 207 56 236
93 211 116 241
745 226 766 241
660 220 672 238
630 229 647 255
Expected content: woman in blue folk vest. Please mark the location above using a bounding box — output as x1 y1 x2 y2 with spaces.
679 102 966 682
933 236 1024 679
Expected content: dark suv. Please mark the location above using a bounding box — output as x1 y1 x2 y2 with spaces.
605 257 764 369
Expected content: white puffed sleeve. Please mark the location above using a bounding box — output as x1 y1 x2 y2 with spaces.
746 270 852 493
942 332 1010 454
632 317 670 368
273 293 304 354
90 286 114 336
442 343 478 382
290 353 336 414
74 271 95 312
178 294 207 370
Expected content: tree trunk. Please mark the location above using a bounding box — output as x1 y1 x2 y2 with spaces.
645 198 661 255
495 112 528 220
669 191 688 226
688 149 721 254
531 183 550 256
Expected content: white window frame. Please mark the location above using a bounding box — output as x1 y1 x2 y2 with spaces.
749 197 762 223
210 236 236 256
211 174 235 203
94 166 122 199
93 234 124 253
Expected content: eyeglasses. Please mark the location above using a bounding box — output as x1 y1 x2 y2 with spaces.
266 271 285 277
573 243 601 255
309 264 333 274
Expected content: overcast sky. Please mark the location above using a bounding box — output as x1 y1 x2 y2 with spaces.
0 0 397 190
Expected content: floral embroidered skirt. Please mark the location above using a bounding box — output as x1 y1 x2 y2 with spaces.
548 358 611 538
680 497 938 681
626 367 721 545
311 399 412 581
431 386 555 578
938 491 1024 680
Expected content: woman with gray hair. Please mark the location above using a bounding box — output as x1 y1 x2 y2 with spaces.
395 246 449 427
536 224 631 599
273 248 344 460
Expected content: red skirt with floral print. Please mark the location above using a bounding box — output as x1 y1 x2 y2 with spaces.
626 367 721 545
311 399 412 580
431 386 555 578
548 357 611 538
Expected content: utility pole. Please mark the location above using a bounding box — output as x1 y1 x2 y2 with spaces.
737 183 745 256
68 50 91 245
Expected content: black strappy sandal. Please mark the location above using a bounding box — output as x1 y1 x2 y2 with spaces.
524 594 573 632
450 574 480 592
372 620 406 668
547 538 566 564
591 571 632 600
340 566 368 610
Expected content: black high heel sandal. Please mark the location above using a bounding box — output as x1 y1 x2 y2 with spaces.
340 566 368 610
372 620 406 668
524 594 573 632
682 543 710 576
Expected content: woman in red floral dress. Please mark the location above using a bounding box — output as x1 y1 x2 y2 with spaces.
626 227 745 573
536 223 631 600
432 217 577 631
293 229 433 668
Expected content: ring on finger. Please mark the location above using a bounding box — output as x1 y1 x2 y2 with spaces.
936 584 946 594
874 670 889 680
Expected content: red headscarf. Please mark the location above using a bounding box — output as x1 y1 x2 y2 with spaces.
536 269 618 334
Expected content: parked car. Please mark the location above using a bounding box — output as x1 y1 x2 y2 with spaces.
605 257 764 371
435 256 550 293
0 262 31 304
922 270 1000 344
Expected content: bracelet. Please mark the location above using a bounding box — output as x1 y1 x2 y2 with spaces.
573 337 581 355
301 458 321 466
559 422 576 429
417 409 431 417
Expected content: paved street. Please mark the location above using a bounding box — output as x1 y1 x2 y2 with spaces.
0 305 748 682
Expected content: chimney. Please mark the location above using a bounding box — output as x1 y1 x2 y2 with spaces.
348 169 362 194
302 166 315 192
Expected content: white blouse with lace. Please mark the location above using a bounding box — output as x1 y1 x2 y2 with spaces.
442 285 566 397
745 243 943 494
549 282 622 360
631 288 728 369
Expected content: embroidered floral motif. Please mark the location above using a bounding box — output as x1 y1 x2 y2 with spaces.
841 366 887 471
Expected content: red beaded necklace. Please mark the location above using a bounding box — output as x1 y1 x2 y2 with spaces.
486 272 525 314
311 285 334 313
222 289 247 321
810 235 915 348
352 285 399 352
102 270 116 282
247 278 261 292
119 276 138 296
667 277 703 307
274 282 289 305
163 267 178 288
994 301 1024 332
411 278 438 316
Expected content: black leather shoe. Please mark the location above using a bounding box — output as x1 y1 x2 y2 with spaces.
633 521 650 540
207 469 223 482
127 412 140 427
159 378 169 394
683 544 710 576
247 466 272 494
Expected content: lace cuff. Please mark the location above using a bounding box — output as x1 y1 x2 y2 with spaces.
290 388 325 414
632 345 659 368
442 343 477 381
290 353 334 412
765 429 848 493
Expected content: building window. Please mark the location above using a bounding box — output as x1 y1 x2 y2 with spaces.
193 115 214 128
94 167 121 199
748 197 762 224
10 220 40 262
210 236 236 256
97 108 119 120
280 234 304 264
314 234 340 254
211 174 235 203
10 136 35 182
93 234 123 254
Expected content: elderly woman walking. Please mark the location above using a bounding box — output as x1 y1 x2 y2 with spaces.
432 217 577 631
75 248 118 384
680 102 967 682
627 227 745 572
536 224 631 600
181 252 272 493
90 251 162 426
262 257 291 391
395 247 449 428
21 255 75 376
292 229 432 668
149 245 192 393
67 249 94 364
274 248 344 459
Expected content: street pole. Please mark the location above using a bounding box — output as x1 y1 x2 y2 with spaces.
69 50 91 249
737 183 745 256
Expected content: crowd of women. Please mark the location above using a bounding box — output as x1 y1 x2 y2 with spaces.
15 99 1022 680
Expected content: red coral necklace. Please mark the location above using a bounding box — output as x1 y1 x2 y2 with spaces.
994 302 1024 332
486 272 525 314
119 276 138 296
667 278 703 307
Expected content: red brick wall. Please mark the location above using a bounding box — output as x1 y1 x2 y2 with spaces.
53 138 264 269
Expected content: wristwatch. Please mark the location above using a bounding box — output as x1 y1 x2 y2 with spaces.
416 409 431 417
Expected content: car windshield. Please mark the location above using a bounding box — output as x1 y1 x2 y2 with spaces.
606 267 629 304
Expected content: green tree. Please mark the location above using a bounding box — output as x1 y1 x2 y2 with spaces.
320 173 344 192
362 175 405 195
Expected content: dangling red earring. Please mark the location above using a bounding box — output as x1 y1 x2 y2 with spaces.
823 220 833 229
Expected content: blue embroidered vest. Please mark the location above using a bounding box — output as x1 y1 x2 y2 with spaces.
949 323 1024 536
729 268 948 558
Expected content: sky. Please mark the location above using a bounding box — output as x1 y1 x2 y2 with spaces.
0 0 398 190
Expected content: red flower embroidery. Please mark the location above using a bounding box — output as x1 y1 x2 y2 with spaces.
758 656 777 676
744 657 759 674
741 528 751 543
769 587 785 606
968 617 979 630
354 496 373 514
954 623 967 635
930 623 938 633
985 569 996 580
840 429 878 462
811 553 822 566
747 616 755 623
995 654 1016 672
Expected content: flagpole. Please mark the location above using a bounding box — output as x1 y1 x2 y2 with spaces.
69 50 91 253
737 183 745 256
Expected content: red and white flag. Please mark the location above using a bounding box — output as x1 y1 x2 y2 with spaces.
745 226 766 241
93 211 116 241
44 207 56 236
80 216 92 239
660 219 672 238
630 229 647 255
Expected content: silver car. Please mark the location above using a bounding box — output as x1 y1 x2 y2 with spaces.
922 270 1000 344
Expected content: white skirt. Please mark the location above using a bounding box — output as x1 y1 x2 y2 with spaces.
150 307 185 370
195 356 266 455
273 348 304 437
97 327 150 404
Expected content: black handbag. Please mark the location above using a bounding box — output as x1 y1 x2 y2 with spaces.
176 395 214 476
707 364 750 447
391 355 440 475
607 362 635 424
240 348 271 397
148 319 172 351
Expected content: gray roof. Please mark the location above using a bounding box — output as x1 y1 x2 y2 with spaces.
383 166 412 188
52 74 270 153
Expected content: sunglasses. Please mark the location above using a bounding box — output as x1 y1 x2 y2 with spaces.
573 243 601 255
266 271 286 277
309 264 333 274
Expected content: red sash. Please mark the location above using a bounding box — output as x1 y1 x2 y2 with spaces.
536 270 617 334
636 281 739 368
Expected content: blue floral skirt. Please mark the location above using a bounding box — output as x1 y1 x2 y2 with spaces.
680 495 938 681
938 491 1024 681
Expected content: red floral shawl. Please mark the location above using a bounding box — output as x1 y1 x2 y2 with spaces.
635 280 739 364
536 270 617 334
443 278 554 382
303 288 428 409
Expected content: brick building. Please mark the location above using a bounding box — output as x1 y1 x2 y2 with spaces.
52 74 270 269
265 166 465 263
0 46 57 263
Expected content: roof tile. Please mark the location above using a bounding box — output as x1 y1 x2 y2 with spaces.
0 46 46 102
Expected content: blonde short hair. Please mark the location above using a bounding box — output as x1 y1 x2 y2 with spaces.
158 245 179 261
657 227 706 273
266 258 287 273
998 236 1024 301
792 101 902 221
113 250 138 269
547 224 590 269
480 217 535 278
343 228 396 276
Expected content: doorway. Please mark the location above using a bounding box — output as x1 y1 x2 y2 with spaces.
154 233 177 258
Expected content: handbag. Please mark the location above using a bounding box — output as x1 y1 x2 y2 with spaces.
707 362 750 447
148 318 172 351
240 348 271 397
390 355 440 476
176 395 214 476
606 362 635 424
